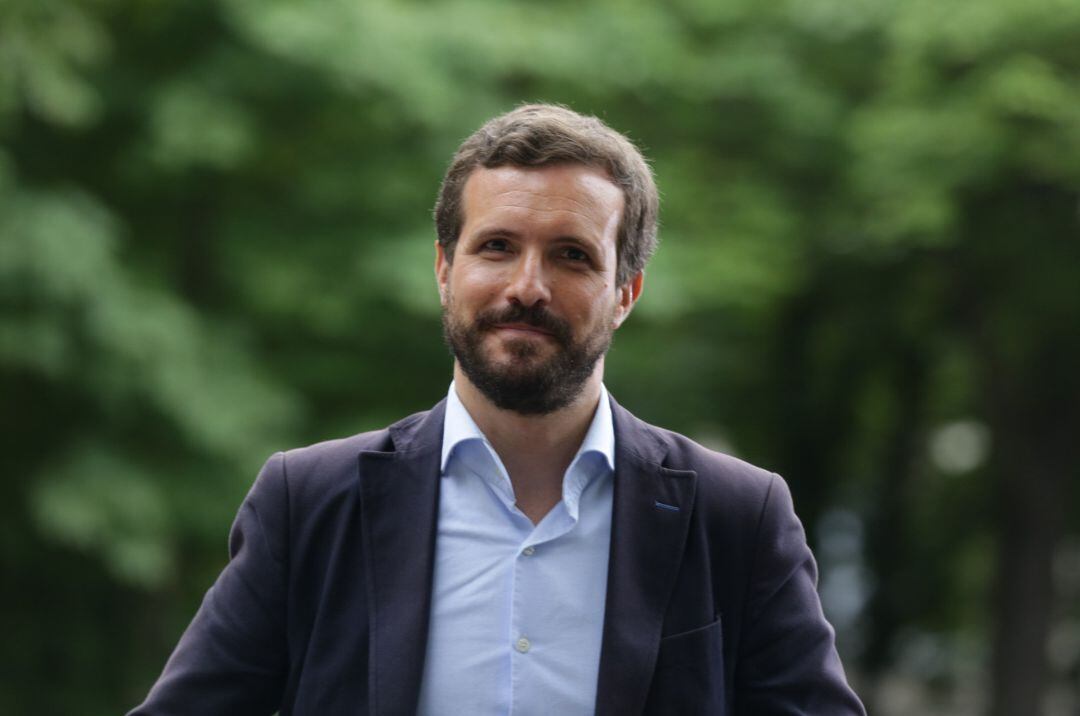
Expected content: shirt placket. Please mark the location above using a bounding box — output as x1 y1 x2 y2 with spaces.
508 502 580 715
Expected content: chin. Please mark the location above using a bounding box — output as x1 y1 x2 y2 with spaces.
489 337 552 362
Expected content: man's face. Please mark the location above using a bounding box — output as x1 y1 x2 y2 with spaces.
436 164 642 415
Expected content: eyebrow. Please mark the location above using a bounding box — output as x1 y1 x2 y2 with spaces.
472 227 522 241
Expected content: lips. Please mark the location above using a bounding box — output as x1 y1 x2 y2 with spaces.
492 323 555 338
475 305 571 346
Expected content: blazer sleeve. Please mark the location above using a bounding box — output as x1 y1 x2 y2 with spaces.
128 453 290 716
734 474 866 716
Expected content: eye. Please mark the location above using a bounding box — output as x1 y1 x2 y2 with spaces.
481 238 511 253
561 246 590 263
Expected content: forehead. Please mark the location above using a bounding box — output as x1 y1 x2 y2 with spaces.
460 164 624 242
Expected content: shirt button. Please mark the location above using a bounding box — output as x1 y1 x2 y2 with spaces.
522 546 535 556
515 636 531 653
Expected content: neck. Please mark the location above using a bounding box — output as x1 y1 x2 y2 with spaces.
452 361 604 523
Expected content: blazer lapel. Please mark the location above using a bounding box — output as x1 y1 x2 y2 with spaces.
595 398 697 716
359 401 445 716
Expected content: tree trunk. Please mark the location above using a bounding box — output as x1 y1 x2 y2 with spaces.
988 395 1069 716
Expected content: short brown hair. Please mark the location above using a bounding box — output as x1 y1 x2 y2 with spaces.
434 104 659 286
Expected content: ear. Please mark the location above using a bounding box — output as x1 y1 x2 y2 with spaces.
435 240 450 307
612 271 644 329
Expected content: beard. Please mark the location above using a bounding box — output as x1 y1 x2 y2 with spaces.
442 299 613 416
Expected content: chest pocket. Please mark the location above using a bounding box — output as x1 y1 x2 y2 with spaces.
643 617 725 715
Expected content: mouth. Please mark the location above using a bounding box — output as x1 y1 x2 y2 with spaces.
491 323 556 339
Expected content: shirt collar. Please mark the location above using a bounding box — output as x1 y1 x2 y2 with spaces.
440 382 615 476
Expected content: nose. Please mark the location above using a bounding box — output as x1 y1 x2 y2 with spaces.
505 249 551 308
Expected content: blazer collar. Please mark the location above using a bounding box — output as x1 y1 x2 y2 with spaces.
357 396 698 716
359 400 445 716
595 395 698 715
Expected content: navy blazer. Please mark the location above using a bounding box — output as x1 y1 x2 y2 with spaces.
130 397 865 715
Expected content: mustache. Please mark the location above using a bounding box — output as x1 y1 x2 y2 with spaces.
475 304 572 345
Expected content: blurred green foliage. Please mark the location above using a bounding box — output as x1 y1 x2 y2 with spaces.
2 0 1079 713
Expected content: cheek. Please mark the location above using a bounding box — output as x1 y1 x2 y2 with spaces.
449 266 495 303
460 263 508 295
573 296 615 331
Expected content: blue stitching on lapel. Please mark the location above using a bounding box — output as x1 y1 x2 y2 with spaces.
654 500 680 512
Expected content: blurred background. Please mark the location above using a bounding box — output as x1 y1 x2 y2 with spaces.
2 0 1079 714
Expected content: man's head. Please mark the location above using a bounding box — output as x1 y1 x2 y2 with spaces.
434 104 659 288
434 105 658 415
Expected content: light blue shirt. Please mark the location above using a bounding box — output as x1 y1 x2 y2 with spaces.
416 383 615 716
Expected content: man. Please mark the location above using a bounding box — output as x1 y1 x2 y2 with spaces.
131 104 865 715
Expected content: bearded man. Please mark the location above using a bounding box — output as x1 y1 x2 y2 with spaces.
130 104 866 715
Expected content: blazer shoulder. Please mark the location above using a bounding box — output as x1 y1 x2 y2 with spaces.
620 411 785 534
273 405 435 503
637 415 778 498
